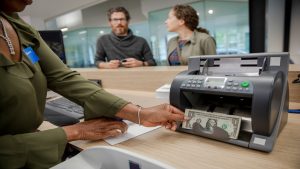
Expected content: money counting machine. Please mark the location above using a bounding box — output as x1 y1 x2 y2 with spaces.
170 53 289 152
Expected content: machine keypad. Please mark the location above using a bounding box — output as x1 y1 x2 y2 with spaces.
181 78 252 93
224 80 252 92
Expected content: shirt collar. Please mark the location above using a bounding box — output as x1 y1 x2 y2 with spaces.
189 30 197 45
111 28 134 41
174 30 197 45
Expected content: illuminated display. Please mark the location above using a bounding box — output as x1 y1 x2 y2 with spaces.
204 77 227 88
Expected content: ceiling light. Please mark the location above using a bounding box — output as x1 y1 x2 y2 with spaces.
61 27 68 32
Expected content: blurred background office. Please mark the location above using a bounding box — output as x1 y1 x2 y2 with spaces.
20 0 299 67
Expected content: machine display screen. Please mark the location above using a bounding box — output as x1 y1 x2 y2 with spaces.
204 77 227 88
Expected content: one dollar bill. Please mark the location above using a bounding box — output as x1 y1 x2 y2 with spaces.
182 109 242 139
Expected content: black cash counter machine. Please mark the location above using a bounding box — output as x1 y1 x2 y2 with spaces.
170 53 289 152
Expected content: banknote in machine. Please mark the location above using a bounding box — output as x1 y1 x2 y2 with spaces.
182 109 242 139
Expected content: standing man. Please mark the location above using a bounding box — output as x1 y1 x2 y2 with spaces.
95 7 156 69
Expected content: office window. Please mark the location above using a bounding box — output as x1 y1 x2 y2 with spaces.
62 28 108 68
148 0 249 65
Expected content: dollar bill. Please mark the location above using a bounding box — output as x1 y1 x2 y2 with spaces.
182 109 242 139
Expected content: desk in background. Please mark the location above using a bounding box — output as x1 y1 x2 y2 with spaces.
73 65 300 104
69 89 300 169
73 66 187 92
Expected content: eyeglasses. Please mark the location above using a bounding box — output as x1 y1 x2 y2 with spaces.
110 18 127 23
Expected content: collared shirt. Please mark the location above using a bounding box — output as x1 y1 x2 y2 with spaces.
167 30 216 65
0 12 129 168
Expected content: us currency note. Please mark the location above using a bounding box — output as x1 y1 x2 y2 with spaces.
182 109 242 139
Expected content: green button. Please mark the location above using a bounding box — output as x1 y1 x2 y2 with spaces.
241 81 249 88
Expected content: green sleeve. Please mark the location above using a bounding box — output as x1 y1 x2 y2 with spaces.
34 33 129 119
0 128 67 169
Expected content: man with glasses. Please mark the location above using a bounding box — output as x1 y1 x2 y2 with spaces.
95 7 156 69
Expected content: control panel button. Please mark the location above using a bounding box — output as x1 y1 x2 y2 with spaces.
241 81 250 88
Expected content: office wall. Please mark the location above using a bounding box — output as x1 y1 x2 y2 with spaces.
82 0 147 27
60 0 200 29
140 0 198 17
20 16 45 30
289 0 300 64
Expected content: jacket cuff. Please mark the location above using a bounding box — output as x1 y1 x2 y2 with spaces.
83 89 129 120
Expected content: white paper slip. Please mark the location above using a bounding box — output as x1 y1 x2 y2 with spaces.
155 84 171 99
104 120 161 145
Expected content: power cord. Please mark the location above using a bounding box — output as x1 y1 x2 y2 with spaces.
292 74 300 84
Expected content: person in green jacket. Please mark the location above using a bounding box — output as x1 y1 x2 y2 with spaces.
0 0 187 168
165 4 217 65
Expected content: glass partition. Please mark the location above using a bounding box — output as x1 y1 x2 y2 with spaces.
148 0 249 65
62 22 149 68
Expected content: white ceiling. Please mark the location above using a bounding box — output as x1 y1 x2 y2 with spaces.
20 0 107 20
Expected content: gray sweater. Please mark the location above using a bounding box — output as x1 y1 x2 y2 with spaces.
95 29 156 66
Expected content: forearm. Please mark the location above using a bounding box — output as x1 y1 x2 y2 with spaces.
144 59 157 66
115 103 186 130
115 103 141 124
62 125 80 141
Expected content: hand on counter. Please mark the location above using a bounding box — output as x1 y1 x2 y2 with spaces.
63 118 128 141
121 58 143 68
99 60 121 69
